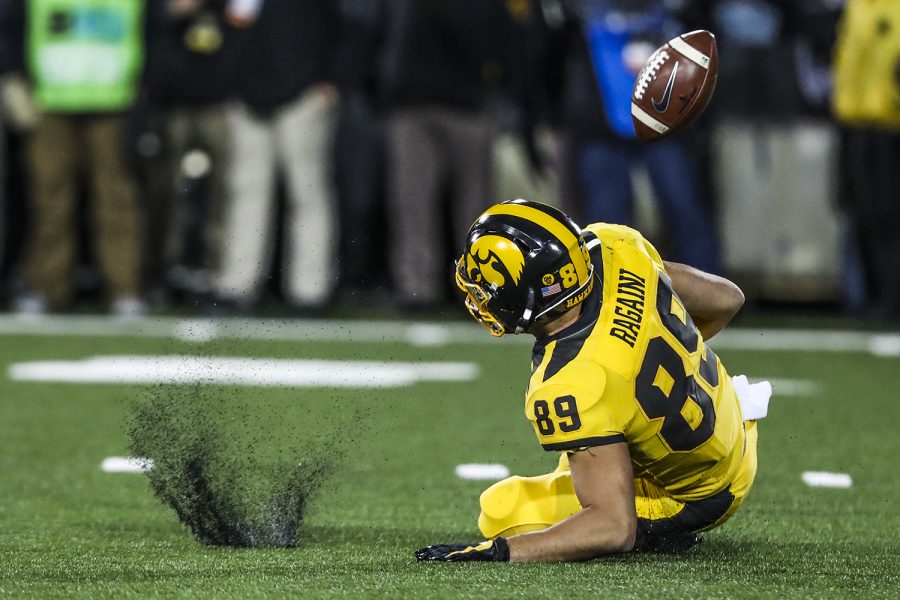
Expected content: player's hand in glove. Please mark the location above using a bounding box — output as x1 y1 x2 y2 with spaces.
415 538 510 562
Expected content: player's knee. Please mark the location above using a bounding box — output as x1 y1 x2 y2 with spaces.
478 473 578 539
479 476 546 539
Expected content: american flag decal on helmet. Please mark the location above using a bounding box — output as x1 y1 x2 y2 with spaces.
541 282 562 297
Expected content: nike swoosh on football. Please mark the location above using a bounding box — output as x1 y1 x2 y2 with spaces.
652 61 679 113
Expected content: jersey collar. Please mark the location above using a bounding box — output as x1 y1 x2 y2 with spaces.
532 274 603 354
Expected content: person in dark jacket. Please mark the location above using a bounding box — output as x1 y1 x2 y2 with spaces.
546 0 721 274
214 0 342 312
142 0 241 304
380 0 520 310
0 0 19 285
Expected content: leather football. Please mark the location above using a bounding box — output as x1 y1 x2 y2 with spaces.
631 30 718 142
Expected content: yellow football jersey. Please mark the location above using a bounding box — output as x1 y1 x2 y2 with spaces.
525 223 745 501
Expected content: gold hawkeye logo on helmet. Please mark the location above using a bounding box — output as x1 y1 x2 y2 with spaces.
465 235 525 289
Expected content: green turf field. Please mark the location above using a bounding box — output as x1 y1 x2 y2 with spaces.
0 316 898 598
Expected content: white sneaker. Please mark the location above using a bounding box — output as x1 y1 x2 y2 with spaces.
13 293 47 318
111 296 148 319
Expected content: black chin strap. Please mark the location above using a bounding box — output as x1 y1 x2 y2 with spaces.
516 287 536 334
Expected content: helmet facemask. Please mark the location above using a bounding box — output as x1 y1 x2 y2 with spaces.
455 258 507 336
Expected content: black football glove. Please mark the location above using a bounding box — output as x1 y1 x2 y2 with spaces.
415 538 510 562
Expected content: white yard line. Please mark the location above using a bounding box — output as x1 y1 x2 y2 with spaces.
713 328 900 356
0 315 897 355
0 315 492 346
404 324 453 347
755 378 822 397
9 356 479 388
455 463 510 481
101 456 153 473
802 471 853 489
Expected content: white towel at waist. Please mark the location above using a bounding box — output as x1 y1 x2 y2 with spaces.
731 374 771 421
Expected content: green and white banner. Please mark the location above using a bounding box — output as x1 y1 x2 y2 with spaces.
27 0 144 111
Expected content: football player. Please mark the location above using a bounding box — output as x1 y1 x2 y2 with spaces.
416 199 770 562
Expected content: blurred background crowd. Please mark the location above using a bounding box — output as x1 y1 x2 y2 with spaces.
0 0 896 323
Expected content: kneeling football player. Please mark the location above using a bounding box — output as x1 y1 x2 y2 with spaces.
416 199 769 563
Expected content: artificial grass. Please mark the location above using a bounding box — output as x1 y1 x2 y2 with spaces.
0 327 897 598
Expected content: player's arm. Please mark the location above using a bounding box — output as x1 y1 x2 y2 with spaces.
506 442 636 561
664 261 744 340
415 442 636 563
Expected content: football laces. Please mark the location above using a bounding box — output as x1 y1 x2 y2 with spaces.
634 49 670 101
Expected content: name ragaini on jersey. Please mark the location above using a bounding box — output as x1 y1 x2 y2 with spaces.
609 268 647 348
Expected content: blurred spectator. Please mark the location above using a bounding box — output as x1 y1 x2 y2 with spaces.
833 0 900 320
0 0 146 316
791 2 842 117
703 0 846 305
331 0 389 302
380 0 521 310
547 0 721 273
704 0 804 119
142 0 239 306
0 3 12 281
213 0 341 313
0 121 4 283
0 1 29 296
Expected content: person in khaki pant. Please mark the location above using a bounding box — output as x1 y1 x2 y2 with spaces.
26 114 142 311
1 0 146 315
212 0 342 311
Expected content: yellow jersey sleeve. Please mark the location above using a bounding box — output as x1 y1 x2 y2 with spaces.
525 364 631 452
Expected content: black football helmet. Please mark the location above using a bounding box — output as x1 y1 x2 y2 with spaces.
455 199 594 336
